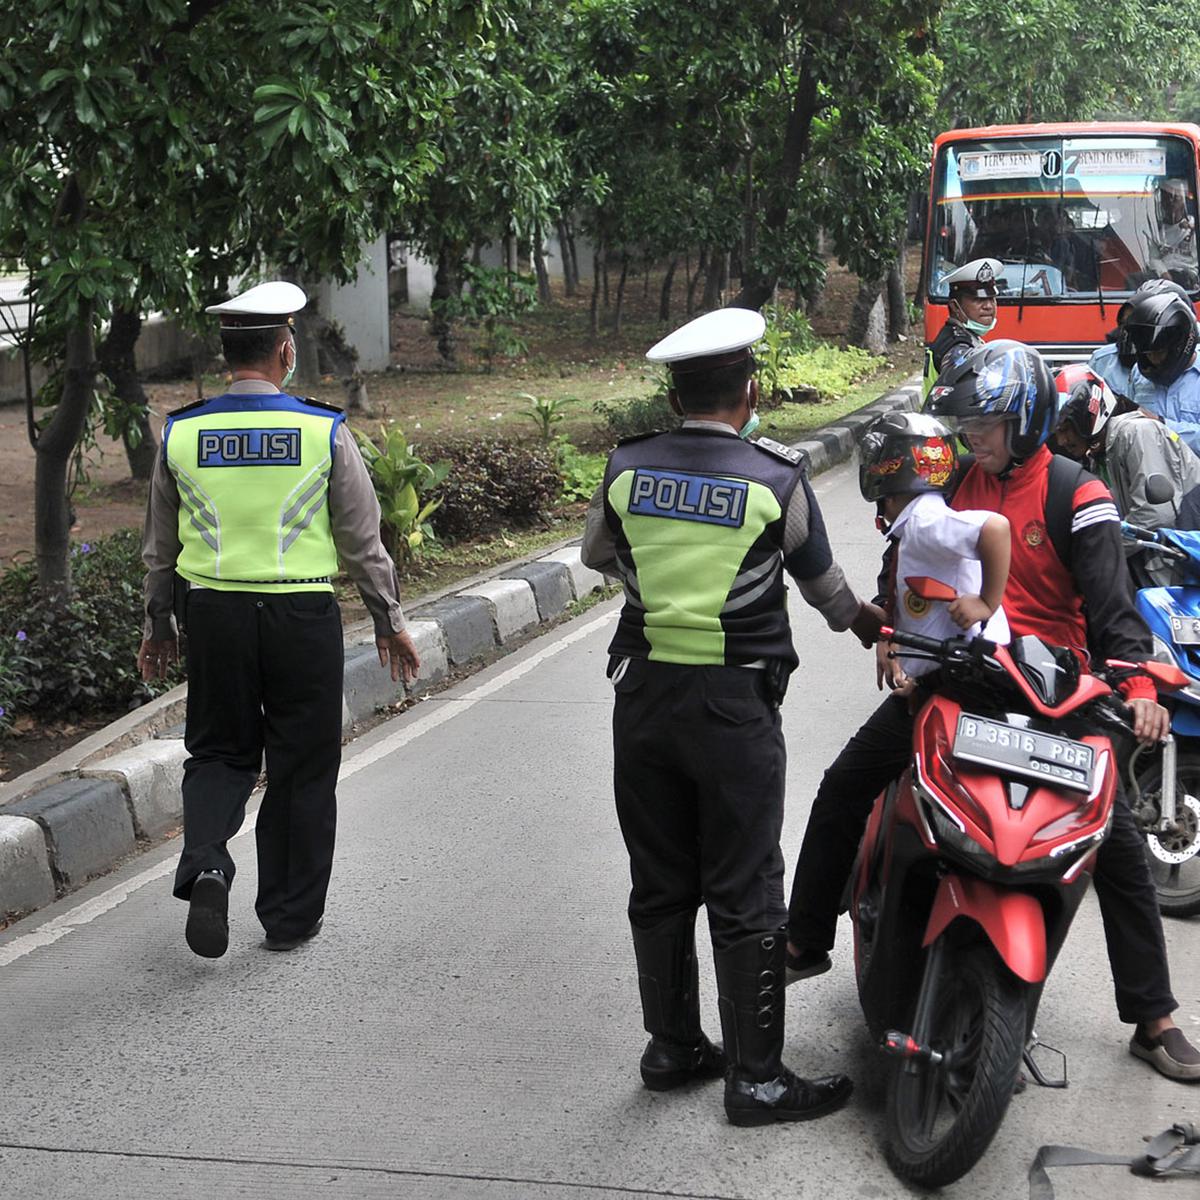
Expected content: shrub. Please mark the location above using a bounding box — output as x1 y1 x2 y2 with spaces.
353 423 450 566
0 530 177 738
554 437 606 503
593 392 678 442
423 437 561 541
777 345 883 402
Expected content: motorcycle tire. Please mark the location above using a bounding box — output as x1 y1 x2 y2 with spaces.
1133 750 1200 918
884 942 1024 1188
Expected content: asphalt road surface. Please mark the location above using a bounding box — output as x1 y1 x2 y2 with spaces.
1 460 1196 1200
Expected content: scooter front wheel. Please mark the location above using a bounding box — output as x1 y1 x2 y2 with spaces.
1134 750 1200 918
884 942 1024 1188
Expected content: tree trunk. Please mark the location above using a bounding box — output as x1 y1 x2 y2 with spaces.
533 223 552 304
731 58 821 310
566 222 580 293
701 245 723 310
849 276 888 355
659 256 678 322
886 232 908 340
430 243 461 366
589 244 602 335
602 252 610 309
642 260 650 299
613 253 630 334
97 304 158 481
36 306 96 604
556 217 577 297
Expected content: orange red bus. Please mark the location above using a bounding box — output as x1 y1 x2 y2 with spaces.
923 122 1200 365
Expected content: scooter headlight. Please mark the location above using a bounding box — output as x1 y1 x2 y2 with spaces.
916 782 999 874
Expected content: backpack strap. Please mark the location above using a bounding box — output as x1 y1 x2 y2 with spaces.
1045 453 1087 570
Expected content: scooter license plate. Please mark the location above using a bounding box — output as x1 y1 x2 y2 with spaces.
1169 615 1200 645
952 715 1094 793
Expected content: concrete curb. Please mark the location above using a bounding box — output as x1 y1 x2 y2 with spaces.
0 373 922 924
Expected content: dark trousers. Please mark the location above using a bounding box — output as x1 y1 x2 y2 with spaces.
787 693 1177 1024
173 589 344 939
613 659 787 952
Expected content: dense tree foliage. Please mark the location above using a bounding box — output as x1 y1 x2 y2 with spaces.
6 0 1200 598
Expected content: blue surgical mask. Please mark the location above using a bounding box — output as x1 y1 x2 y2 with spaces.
738 411 761 439
964 315 997 336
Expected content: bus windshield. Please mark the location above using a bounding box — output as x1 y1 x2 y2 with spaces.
929 134 1200 300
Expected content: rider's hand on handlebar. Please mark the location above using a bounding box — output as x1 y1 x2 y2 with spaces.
947 593 993 631
875 639 912 693
1127 696 1172 745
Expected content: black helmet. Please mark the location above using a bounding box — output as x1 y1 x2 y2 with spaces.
925 339 1056 461
1122 290 1198 387
859 411 958 503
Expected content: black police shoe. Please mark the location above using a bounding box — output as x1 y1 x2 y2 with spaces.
185 870 229 959
640 1033 727 1091
785 946 832 985
263 917 323 952
724 1067 854 1126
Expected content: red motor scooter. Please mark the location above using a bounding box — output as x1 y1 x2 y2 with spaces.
853 582 1184 1188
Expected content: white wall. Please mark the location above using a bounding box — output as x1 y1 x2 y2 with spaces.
316 235 390 371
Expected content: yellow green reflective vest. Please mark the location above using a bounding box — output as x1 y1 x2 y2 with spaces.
163 392 342 593
602 427 826 668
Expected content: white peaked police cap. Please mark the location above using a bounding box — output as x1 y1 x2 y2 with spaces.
205 281 308 329
940 258 1007 295
646 307 766 374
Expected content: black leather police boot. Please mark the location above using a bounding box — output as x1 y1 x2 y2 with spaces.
714 929 853 1126
631 912 726 1091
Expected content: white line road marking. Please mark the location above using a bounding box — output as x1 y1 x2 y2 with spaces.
0 607 616 970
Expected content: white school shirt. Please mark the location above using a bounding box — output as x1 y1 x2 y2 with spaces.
888 492 1011 678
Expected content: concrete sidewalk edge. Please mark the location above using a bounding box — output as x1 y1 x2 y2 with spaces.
0 373 921 924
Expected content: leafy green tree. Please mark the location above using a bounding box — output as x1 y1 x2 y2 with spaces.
0 0 484 602
938 0 1200 126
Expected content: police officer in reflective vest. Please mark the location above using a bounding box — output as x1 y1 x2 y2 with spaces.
582 308 884 1126
923 257 1006 398
139 282 420 958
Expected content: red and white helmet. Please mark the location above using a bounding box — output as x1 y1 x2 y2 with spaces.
1055 364 1119 442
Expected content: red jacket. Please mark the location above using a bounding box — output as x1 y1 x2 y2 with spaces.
952 445 1155 701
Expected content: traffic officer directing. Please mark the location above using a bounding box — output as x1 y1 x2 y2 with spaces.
923 257 1006 397
582 307 884 1126
139 281 420 958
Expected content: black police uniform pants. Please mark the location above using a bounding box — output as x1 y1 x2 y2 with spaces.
612 658 788 952
172 589 344 940
787 693 1177 1024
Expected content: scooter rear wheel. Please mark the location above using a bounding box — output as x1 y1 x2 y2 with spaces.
1134 750 1200 918
884 942 1024 1188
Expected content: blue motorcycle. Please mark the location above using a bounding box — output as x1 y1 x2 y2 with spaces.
1123 518 1200 916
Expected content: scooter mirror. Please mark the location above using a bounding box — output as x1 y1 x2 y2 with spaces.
1146 473 1175 506
905 575 958 602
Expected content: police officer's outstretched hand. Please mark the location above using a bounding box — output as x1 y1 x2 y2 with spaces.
137 637 178 682
378 631 421 684
849 600 886 649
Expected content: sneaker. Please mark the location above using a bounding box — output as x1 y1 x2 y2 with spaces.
1130 1026 1200 1082
185 870 229 959
639 1033 726 1092
785 946 831 985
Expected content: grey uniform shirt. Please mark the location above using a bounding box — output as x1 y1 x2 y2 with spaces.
581 419 862 631
142 380 407 641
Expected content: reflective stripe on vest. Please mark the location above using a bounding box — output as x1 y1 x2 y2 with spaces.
164 395 341 592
